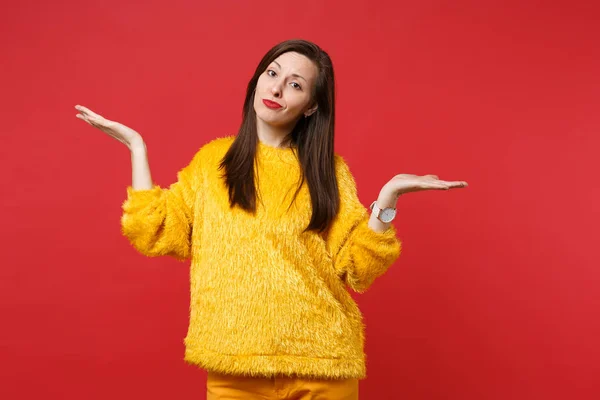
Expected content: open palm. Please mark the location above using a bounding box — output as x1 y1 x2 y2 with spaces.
384 174 468 197
75 105 143 149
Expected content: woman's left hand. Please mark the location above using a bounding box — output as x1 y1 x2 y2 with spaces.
380 174 468 200
368 174 467 231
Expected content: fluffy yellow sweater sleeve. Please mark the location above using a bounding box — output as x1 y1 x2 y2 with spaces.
120 149 203 261
119 137 402 380
326 156 402 293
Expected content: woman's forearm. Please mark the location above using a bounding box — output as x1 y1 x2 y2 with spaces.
368 190 400 232
129 140 154 190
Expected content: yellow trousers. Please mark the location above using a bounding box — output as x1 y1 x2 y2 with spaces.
206 371 359 400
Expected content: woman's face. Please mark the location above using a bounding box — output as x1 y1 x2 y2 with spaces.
253 51 319 130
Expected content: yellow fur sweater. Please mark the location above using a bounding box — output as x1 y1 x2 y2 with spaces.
121 136 402 380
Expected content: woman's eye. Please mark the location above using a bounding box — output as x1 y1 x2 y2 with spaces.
266 70 301 90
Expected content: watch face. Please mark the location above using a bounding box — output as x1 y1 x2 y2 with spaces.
380 208 396 223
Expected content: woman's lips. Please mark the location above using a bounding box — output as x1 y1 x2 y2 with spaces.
263 99 282 109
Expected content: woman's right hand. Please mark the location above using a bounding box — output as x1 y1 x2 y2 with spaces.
75 105 144 150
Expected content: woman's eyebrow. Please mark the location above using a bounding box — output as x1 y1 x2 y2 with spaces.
273 61 307 83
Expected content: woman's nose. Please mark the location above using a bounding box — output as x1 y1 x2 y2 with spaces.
271 81 282 97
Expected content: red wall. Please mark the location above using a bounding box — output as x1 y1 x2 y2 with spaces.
2 1 598 399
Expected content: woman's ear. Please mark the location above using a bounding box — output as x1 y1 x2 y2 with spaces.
304 104 318 117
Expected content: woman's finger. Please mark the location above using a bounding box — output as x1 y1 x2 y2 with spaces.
446 181 468 188
423 183 450 190
76 113 89 123
77 115 93 126
75 105 99 118
75 105 92 113
85 113 109 128
432 180 467 188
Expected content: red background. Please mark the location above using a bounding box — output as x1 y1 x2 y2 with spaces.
2 0 599 399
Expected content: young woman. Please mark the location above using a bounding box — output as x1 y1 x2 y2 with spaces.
75 39 467 400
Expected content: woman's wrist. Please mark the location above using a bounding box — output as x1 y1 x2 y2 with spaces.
366 186 400 232
376 187 401 209
128 137 146 152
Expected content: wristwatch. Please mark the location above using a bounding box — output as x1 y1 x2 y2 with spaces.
370 201 397 223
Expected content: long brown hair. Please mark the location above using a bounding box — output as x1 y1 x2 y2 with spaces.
219 39 338 232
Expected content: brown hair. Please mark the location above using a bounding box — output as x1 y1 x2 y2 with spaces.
219 39 338 232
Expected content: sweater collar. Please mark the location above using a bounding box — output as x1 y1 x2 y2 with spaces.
257 140 298 163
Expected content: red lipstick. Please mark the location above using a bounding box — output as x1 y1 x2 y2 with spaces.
263 99 282 109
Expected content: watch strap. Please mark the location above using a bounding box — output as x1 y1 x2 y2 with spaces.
370 201 396 223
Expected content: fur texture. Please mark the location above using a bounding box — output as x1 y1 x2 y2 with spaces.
121 136 402 380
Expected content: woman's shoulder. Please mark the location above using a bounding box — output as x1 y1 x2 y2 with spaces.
198 135 236 156
190 135 235 163
332 153 360 194
182 136 235 172
333 153 352 176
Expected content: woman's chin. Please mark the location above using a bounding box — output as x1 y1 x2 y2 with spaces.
256 114 291 129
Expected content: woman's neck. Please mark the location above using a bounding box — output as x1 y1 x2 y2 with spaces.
256 118 295 148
